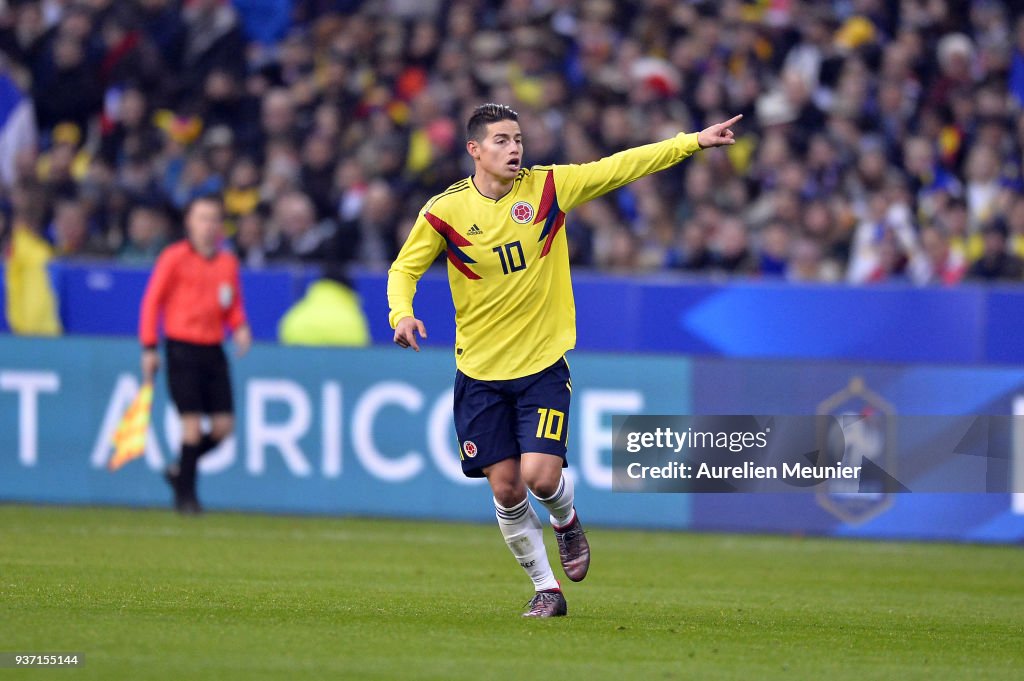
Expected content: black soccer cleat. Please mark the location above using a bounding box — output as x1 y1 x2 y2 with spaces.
522 589 567 618
163 464 202 515
553 511 590 582
177 497 203 515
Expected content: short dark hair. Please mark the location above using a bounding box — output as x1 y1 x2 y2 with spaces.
467 103 519 142
184 194 224 217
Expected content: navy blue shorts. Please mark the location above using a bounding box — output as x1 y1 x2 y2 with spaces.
454 357 572 478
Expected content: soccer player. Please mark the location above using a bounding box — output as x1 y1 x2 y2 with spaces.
139 196 251 514
388 104 741 617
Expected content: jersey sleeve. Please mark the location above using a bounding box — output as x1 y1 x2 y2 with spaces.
552 132 702 212
225 256 247 331
387 210 445 329
138 248 178 347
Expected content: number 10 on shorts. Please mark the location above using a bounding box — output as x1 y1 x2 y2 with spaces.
536 408 565 441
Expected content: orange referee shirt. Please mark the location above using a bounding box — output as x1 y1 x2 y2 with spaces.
139 240 247 347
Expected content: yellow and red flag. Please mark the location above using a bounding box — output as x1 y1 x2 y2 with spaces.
108 383 153 471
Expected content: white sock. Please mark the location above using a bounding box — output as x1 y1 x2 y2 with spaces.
494 497 560 592
533 473 576 529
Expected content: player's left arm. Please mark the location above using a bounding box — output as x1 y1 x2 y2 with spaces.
387 212 444 329
553 114 742 211
225 256 251 357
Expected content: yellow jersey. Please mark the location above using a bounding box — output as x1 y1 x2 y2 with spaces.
388 132 702 380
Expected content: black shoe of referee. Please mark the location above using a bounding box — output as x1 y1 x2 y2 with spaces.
163 464 202 515
178 497 203 515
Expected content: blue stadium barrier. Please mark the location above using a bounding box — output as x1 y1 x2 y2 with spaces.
983 288 1024 365
46 262 319 341
52 263 152 336
3 261 1023 364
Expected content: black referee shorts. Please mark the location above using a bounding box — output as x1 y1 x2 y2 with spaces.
164 338 234 415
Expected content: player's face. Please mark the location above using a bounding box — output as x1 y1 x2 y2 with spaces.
469 120 523 181
186 201 223 254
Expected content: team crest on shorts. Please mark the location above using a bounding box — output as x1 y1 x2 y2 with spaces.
463 440 478 458
510 201 534 224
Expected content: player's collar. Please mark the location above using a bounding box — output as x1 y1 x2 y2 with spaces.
469 175 517 204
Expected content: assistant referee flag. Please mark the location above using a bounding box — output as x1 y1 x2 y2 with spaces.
109 382 153 471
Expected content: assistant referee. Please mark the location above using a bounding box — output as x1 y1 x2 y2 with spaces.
139 196 251 514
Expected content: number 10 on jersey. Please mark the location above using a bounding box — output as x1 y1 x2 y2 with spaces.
493 241 526 275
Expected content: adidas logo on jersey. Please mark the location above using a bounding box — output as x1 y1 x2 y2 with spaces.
467 224 483 235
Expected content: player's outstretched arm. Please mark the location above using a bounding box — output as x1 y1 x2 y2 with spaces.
697 114 743 149
551 114 744 212
394 316 428 352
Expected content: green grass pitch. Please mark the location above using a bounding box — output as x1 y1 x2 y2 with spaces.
1 505 1022 680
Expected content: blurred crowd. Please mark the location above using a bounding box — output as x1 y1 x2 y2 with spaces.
0 0 1023 285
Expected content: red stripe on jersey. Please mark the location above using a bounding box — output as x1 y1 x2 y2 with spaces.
540 211 566 257
446 250 482 280
534 171 557 224
425 211 481 279
425 212 472 247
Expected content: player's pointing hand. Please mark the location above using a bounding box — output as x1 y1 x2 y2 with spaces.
697 114 743 149
394 316 428 351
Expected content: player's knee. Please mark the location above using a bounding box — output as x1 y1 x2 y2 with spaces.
524 466 565 499
210 419 234 441
524 473 560 500
490 481 526 508
180 415 203 445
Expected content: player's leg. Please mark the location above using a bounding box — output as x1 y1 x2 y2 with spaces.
454 370 565 617
178 343 235 512
175 413 204 512
517 357 590 582
522 453 588 581
179 413 203 445
163 340 205 514
485 458 561 588
201 413 234 455
521 453 573 523
198 346 235 457
173 413 227 512
485 458 566 617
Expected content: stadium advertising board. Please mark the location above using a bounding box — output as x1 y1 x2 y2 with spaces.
3 336 1023 542
0 336 692 527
